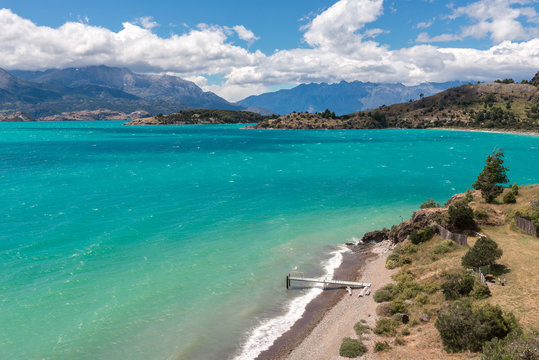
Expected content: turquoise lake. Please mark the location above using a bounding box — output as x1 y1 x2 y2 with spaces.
0 122 537 360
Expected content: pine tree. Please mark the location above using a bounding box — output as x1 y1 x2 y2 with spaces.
472 151 509 203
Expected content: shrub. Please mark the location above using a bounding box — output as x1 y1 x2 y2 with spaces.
374 341 391 352
474 208 489 220
354 322 370 336
374 284 399 303
434 240 456 254
462 237 503 269
415 293 429 305
435 300 516 352
482 330 538 360
503 191 516 203
448 200 476 231
394 337 406 346
401 328 411 336
339 337 367 358
420 198 440 209
464 188 474 202
390 299 407 314
422 281 439 294
471 282 491 300
441 272 475 300
385 259 400 269
511 182 519 195
374 318 398 336
409 226 435 245
401 242 418 254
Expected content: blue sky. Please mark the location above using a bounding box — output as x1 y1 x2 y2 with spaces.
0 0 538 100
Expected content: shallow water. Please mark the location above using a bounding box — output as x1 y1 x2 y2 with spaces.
0 122 537 360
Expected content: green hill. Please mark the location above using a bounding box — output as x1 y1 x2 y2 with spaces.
252 73 539 132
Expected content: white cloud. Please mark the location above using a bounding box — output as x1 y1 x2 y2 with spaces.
0 1 538 103
420 0 539 44
232 25 259 44
135 16 159 30
415 20 434 29
416 32 463 43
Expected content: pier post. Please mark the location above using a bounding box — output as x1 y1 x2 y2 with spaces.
286 274 290 289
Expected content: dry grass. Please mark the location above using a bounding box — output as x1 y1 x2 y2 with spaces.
362 185 538 359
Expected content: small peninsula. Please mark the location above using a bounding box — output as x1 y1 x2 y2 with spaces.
124 109 274 125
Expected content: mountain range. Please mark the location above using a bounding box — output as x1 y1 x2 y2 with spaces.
238 80 468 115
0 65 240 118
1 64 469 120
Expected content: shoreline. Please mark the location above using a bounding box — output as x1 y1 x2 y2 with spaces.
430 127 539 136
255 241 394 360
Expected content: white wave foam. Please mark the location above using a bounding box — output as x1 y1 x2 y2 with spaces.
232 246 348 360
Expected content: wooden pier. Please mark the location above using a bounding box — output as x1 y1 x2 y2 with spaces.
286 274 371 289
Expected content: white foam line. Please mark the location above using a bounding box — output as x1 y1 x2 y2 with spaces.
232 245 348 360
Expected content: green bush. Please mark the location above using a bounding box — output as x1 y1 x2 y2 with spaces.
471 282 491 300
435 300 516 352
464 188 474 202
434 240 456 254
374 341 391 352
462 237 503 269
401 328 411 336
511 182 519 195
503 191 516 203
390 299 407 314
482 330 538 360
401 243 418 254
474 208 489 220
422 281 439 294
441 272 475 300
409 226 435 245
448 200 476 231
374 318 398 336
420 198 440 209
354 322 370 336
339 337 367 358
415 293 429 305
394 337 406 346
373 284 399 303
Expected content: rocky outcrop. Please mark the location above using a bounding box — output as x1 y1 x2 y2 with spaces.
38 109 151 121
361 229 390 243
388 208 446 243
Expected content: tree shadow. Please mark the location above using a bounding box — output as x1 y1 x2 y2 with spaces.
490 264 511 276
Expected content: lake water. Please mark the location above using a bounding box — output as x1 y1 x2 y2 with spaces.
0 122 537 359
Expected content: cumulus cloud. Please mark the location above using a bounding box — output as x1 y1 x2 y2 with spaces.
418 0 538 44
452 0 538 42
0 8 263 75
0 0 538 102
232 25 259 44
135 16 159 30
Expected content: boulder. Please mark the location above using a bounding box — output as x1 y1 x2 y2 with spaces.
394 313 410 324
388 208 446 243
361 229 389 243
419 313 430 322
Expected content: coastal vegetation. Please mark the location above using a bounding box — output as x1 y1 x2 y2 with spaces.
126 109 273 125
346 153 538 358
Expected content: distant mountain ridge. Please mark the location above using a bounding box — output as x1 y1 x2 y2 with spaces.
239 80 468 115
1 65 241 118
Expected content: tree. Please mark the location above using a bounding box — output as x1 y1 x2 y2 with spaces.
448 200 476 231
472 151 509 203
462 237 503 269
